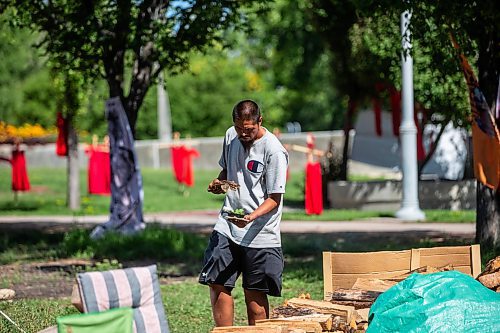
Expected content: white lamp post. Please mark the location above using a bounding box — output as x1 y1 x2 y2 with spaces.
157 71 172 142
396 9 426 221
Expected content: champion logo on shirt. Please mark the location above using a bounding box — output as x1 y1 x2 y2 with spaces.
247 160 264 173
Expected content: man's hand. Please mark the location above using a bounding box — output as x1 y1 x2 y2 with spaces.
227 216 250 228
207 178 225 194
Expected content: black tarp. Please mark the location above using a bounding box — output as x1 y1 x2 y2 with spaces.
90 97 145 239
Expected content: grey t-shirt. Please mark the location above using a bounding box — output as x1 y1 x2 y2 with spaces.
213 127 288 248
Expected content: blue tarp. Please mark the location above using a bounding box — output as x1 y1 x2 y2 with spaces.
368 270 500 333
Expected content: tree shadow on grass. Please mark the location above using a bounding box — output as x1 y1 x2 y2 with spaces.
0 200 40 212
283 198 304 209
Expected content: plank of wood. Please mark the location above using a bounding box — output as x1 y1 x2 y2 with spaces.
257 314 332 331
288 144 325 156
71 283 84 313
351 278 398 292
323 252 334 300
285 298 354 322
329 251 412 274
211 325 285 333
330 270 408 290
470 244 482 278
418 245 472 256
256 319 322 333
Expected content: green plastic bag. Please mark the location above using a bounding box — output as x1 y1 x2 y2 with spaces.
57 307 133 333
367 271 500 333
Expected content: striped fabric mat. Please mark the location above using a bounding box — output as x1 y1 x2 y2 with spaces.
77 265 169 333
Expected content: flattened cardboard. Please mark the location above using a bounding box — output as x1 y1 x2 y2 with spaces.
323 244 481 300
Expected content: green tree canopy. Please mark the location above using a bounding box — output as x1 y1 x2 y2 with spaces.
2 0 267 135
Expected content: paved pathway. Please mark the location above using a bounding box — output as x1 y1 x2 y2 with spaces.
0 210 475 235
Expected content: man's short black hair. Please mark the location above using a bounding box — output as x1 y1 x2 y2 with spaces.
232 100 261 123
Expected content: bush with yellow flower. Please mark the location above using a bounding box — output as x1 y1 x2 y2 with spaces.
0 122 57 145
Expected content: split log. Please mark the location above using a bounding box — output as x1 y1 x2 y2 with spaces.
257 314 332 331
477 256 500 290
477 271 500 289
329 300 373 310
285 298 355 323
479 256 500 275
326 288 380 309
328 289 381 302
271 305 314 318
351 278 398 292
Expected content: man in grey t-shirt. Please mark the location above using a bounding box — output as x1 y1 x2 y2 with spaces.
199 100 288 327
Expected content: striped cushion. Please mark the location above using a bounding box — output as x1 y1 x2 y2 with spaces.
77 265 169 333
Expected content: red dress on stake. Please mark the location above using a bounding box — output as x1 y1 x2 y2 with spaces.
171 145 200 186
305 162 323 215
304 133 323 215
11 149 30 191
85 146 111 195
171 146 184 184
181 146 200 187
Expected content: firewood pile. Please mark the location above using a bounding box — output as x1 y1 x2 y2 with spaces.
477 256 500 292
209 255 500 333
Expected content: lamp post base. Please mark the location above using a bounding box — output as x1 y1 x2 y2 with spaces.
396 206 426 221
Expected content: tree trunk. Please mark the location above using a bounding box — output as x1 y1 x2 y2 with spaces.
67 117 80 210
462 135 474 179
475 29 499 252
340 98 356 180
475 182 500 252
417 118 448 178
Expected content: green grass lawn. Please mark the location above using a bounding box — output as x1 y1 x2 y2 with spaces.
0 168 476 222
0 225 481 333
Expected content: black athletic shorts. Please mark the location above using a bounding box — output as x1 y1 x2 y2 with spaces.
198 231 284 297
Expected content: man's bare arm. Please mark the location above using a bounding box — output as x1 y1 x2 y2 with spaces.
245 193 282 222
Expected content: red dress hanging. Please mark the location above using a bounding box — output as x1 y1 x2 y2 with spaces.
171 145 200 187
171 146 184 184
11 149 30 191
56 112 68 156
305 161 323 215
86 146 111 195
181 146 200 187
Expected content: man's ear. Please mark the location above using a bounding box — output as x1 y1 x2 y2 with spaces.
258 116 263 125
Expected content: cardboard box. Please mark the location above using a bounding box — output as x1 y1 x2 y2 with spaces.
323 245 481 300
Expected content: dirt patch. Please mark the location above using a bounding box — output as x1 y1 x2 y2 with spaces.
0 263 75 299
0 259 199 300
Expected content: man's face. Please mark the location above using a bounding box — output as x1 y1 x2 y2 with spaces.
234 118 261 145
